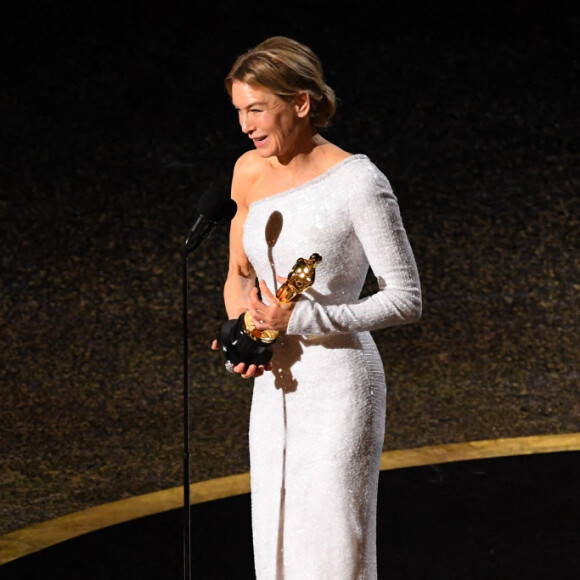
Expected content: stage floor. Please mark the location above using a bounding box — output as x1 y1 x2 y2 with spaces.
2 451 578 580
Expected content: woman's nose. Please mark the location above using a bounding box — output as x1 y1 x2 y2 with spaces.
239 113 252 134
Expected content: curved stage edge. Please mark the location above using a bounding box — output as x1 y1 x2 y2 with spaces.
1 433 579 566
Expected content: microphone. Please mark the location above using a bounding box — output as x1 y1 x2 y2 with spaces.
185 190 237 255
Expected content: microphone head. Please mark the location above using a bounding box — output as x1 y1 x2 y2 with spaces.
198 190 237 223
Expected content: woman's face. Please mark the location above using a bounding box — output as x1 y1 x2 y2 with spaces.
231 81 307 160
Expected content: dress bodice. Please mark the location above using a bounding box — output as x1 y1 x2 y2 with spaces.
242 154 421 337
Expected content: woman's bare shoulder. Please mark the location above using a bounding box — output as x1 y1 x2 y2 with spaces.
231 151 267 206
317 142 352 168
233 149 265 174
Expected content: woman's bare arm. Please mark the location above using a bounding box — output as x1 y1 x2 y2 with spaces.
213 154 273 378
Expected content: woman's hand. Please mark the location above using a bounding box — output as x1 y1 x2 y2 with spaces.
211 339 273 379
248 277 294 333
210 276 288 379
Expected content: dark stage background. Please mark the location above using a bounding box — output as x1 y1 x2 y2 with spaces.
1 0 579 538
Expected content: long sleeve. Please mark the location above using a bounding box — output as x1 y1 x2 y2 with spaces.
285 167 421 336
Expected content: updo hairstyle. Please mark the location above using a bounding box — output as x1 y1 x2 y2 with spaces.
225 36 336 129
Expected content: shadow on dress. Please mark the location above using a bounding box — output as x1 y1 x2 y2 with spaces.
264 209 305 578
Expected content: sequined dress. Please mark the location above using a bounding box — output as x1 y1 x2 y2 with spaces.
242 154 421 579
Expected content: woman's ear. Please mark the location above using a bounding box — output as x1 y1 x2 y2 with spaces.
294 91 311 118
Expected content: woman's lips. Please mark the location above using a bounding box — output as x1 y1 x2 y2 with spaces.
253 135 267 148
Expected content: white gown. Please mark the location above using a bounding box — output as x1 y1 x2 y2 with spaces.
242 155 421 579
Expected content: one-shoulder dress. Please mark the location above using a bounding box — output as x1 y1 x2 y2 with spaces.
242 154 421 580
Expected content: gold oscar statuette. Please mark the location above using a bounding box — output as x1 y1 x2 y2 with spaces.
218 253 322 368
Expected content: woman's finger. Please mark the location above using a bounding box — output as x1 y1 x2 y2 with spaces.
258 279 276 302
242 364 258 379
234 362 247 374
248 286 265 309
252 365 266 378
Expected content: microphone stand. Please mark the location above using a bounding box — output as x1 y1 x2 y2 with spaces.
182 234 193 580
182 215 211 580
182 208 234 580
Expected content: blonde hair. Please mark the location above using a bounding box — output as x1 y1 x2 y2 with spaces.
225 36 336 129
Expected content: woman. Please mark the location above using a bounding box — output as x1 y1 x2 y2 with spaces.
213 37 421 579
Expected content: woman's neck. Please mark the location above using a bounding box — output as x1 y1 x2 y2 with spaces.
272 130 328 169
